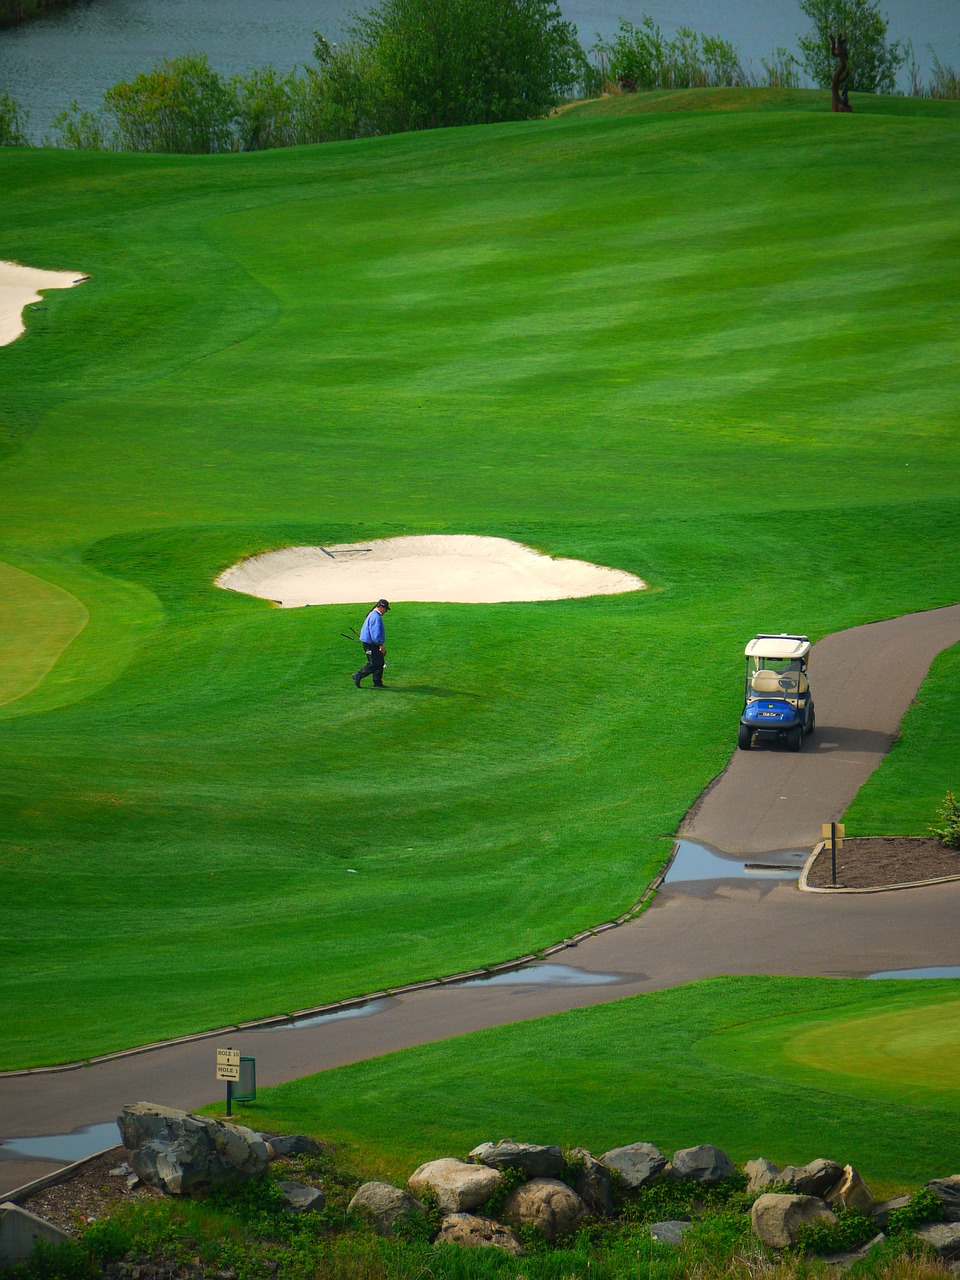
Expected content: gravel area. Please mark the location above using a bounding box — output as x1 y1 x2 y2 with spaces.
806 837 960 889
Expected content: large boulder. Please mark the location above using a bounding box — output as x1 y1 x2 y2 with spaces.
262 1134 326 1158
348 1182 426 1236
568 1147 615 1216
928 1176 960 1222
745 1158 782 1195
408 1158 501 1213
751 1194 837 1249
600 1142 668 1189
825 1166 875 1215
671 1145 735 1185
469 1140 564 1179
118 1102 271 1196
915 1222 960 1260
502 1177 587 1244
436 1213 523 1255
778 1159 843 1198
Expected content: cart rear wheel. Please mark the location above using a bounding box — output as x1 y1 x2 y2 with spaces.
805 706 816 736
788 725 802 752
737 724 752 751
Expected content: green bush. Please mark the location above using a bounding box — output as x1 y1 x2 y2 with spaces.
929 790 960 849
0 89 29 146
103 53 239 153
887 1186 946 1234
792 1206 878 1255
595 15 745 90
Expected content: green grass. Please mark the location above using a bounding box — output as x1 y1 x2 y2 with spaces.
216 975 960 1192
1 91 960 1067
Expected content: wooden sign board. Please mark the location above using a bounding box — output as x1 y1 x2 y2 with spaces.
821 823 845 848
216 1048 241 1081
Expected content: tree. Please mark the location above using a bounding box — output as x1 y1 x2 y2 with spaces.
0 90 29 146
797 0 906 93
331 0 586 133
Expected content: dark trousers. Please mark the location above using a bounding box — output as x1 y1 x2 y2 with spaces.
357 644 385 685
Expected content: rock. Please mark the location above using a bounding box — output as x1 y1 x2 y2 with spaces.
871 1194 911 1228
671 1145 735 1185
568 1147 615 1216
825 1166 875 1215
779 1159 844 1198
751 1194 837 1249
118 1103 271 1196
821 1233 885 1267
469 1140 564 1179
408 1158 501 1213
649 1220 691 1245
263 1134 326 1158
109 1163 132 1177
600 1142 668 1189
929 1177 960 1222
348 1182 427 1236
276 1181 325 1213
915 1222 960 1260
745 1158 782 1195
502 1177 586 1244
435 1212 523 1255
0 1203 73 1266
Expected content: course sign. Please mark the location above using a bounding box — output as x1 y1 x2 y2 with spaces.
216 1048 241 1081
821 822 845 849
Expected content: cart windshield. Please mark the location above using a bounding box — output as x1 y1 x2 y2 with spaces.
746 657 807 701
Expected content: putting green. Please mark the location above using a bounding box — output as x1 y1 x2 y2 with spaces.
0 560 87 706
694 992 960 1104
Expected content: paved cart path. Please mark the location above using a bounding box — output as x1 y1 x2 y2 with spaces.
3 604 960 1196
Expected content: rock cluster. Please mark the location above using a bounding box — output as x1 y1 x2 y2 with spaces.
114 1109 960 1265
347 1139 960 1262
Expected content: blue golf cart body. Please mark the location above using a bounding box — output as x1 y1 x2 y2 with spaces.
738 634 815 752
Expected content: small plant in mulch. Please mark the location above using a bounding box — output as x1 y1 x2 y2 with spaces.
929 790 960 850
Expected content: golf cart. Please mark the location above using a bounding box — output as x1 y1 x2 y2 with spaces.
738 634 815 752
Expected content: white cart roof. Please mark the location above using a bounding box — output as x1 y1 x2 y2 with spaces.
744 634 811 660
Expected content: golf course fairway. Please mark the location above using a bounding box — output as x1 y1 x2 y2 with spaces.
1 88 959 1070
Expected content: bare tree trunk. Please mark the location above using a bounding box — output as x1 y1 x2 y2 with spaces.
830 32 853 112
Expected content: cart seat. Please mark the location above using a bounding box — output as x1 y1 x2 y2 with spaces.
751 669 808 695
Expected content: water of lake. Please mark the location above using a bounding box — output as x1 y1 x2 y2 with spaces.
1 0 957 142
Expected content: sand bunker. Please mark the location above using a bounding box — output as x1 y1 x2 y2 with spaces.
217 536 646 607
0 260 88 347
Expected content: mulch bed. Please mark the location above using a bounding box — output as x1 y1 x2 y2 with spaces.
805 836 960 890
18 1148 164 1235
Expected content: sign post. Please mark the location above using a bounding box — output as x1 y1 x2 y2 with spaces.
821 823 845 887
216 1048 241 1116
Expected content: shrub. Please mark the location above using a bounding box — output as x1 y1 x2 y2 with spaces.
0 89 29 146
792 1206 878 1255
887 1186 946 1234
595 15 746 91
103 53 239 153
929 790 960 849
48 101 108 150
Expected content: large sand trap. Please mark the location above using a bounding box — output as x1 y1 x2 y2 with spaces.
217 535 646 607
0 260 88 347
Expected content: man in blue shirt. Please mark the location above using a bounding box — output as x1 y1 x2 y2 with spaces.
352 599 390 688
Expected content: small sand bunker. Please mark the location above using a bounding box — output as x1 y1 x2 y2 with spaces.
0 260 88 347
217 535 646 607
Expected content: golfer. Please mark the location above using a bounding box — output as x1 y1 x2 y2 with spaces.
352 599 390 688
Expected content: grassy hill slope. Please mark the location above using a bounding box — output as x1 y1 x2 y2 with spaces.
1 94 958 1068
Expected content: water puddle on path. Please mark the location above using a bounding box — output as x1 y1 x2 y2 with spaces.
665 839 806 883
268 999 394 1030
867 966 960 980
458 964 626 987
0 1122 118 1163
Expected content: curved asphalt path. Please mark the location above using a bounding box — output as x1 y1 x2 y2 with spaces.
3 604 960 1196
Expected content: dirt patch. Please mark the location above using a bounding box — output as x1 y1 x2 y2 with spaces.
806 836 960 890
17 1148 164 1236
